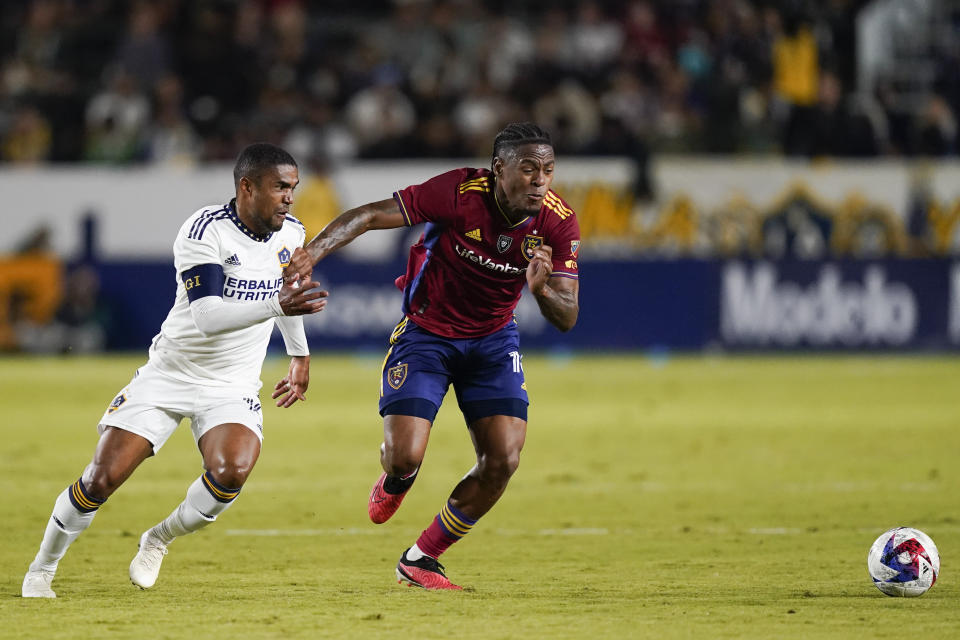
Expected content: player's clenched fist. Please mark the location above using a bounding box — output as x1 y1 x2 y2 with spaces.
278 278 328 316
526 244 553 295
283 247 314 284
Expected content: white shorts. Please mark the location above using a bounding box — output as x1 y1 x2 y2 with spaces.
98 362 264 453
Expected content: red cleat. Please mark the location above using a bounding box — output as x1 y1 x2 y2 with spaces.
368 473 409 524
396 549 462 590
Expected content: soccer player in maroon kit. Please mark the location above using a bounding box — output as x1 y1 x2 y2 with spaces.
285 123 580 589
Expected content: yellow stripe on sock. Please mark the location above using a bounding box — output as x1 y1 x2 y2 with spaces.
442 504 475 531
70 482 99 510
440 506 471 537
202 474 239 500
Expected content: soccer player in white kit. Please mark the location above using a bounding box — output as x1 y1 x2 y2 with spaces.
22 143 327 598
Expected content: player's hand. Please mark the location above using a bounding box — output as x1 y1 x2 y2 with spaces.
526 244 553 295
272 355 309 408
283 247 314 284
278 277 328 316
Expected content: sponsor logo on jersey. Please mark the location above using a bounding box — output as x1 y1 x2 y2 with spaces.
277 246 291 267
465 229 482 242
565 259 578 269
108 393 126 413
454 244 525 275
387 363 407 389
497 234 513 253
570 240 580 258
522 235 544 261
224 276 284 301
225 253 242 266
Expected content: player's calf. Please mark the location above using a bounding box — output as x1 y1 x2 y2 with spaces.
23 478 109 599
129 471 242 589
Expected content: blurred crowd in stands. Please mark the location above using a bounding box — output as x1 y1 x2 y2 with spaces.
3 0 959 175
6 0 960 353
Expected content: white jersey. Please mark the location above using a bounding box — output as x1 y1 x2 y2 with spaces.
148 201 306 388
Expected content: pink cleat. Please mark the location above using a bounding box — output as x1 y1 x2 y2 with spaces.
396 549 462 590
368 472 409 524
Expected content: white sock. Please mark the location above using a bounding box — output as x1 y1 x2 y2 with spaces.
150 474 239 545
30 486 99 572
405 543 426 561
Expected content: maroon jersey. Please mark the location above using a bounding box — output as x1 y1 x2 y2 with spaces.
393 167 580 338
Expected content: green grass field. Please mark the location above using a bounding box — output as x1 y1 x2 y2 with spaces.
2 354 959 639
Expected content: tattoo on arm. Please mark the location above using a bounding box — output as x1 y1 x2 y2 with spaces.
305 198 402 263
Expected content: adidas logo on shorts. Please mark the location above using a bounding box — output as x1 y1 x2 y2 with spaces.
225 253 241 266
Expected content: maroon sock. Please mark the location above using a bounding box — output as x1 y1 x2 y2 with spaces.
414 501 477 558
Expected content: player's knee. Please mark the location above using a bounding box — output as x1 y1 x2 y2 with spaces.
382 446 421 477
479 450 521 484
383 456 420 478
207 461 252 489
83 469 123 500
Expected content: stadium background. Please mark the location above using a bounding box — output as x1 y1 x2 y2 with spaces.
2 0 959 354
3 2 960 638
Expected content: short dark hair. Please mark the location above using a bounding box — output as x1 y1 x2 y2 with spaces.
492 123 553 166
233 143 297 188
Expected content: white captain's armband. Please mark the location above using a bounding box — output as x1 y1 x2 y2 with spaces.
181 264 226 301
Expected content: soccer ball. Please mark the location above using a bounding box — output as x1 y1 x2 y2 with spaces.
867 527 940 597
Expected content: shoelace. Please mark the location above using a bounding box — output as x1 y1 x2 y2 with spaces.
413 555 447 576
140 540 168 563
29 570 55 583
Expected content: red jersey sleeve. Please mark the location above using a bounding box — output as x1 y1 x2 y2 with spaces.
393 169 468 226
544 192 581 279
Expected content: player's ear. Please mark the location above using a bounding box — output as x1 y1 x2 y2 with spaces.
238 175 253 195
492 156 503 177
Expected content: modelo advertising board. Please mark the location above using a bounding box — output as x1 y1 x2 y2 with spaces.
717 260 952 349
91 257 958 352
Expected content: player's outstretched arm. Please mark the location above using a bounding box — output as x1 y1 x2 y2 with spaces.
189 278 327 337
526 244 579 332
271 355 310 408
284 198 406 282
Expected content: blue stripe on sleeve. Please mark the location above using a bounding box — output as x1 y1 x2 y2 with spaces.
181 263 225 301
188 206 228 239
195 213 230 240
